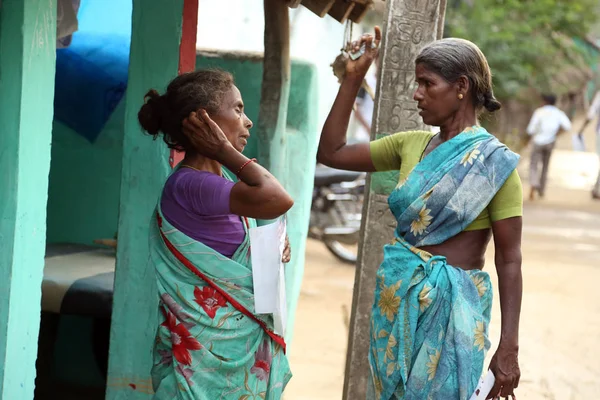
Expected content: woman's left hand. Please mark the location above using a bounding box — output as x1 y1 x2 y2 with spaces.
345 26 381 80
182 110 232 161
487 343 520 399
282 235 291 264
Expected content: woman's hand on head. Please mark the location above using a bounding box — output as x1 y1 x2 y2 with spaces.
345 26 381 80
182 110 232 160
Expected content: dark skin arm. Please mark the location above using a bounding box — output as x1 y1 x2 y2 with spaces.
183 111 293 263
182 110 294 221
316 27 382 172
487 216 522 399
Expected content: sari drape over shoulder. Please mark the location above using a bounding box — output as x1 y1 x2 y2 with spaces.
149 171 291 400
368 126 519 400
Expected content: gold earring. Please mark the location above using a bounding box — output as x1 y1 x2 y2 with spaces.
458 93 464 100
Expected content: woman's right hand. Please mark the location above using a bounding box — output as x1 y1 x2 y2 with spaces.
345 26 381 80
182 110 231 160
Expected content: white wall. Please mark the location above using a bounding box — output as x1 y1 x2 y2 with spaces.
196 1 362 136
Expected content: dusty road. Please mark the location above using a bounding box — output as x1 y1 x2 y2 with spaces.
285 125 600 399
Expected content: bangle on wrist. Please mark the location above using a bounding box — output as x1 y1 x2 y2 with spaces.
236 158 257 178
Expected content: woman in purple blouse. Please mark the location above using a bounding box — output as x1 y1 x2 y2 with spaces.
138 69 293 397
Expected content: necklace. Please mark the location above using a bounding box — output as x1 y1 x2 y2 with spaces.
180 164 224 177
180 164 204 172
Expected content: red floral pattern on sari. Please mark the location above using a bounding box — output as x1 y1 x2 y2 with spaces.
194 286 227 319
251 339 272 381
161 309 202 365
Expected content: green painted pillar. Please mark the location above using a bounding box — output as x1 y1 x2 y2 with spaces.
0 0 56 398
106 0 183 398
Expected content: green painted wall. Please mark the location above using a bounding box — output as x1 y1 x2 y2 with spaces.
283 64 319 342
105 0 182 398
46 102 125 245
0 0 56 398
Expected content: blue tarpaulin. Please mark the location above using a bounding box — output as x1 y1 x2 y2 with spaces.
54 0 132 142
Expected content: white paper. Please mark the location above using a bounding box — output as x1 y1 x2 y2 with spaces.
469 370 495 400
249 216 287 336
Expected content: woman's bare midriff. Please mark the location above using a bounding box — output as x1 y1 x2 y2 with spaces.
419 228 492 270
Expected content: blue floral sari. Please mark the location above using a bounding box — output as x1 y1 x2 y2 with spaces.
368 126 519 399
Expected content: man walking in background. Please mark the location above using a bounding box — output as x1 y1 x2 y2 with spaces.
578 89 600 200
527 93 572 200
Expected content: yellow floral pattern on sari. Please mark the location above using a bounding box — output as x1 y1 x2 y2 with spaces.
410 206 433 236
426 349 441 381
460 144 481 166
474 320 487 351
378 277 402 322
418 284 433 312
471 274 488 297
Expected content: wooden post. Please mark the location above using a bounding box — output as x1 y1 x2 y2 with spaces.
342 1 446 398
105 0 185 398
0 0 56 398
170 0 200 168
257 0 291 175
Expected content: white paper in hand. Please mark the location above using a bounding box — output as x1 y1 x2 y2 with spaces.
469 370 495 400
249 216 287 336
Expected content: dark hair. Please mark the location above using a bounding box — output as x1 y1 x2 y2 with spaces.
138 69 235 151
415 38 502 113
541 93 557 105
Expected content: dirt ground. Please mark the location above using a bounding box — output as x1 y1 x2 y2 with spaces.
285 120 600 399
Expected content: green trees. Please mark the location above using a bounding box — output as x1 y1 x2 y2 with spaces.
445 0 599 100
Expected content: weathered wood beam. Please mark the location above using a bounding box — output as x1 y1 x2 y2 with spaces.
342 0 446 398
301 0 337 17
437 0 447 40
348 2 372 23
0 0 56 398
256 0 291 175
328 0 356 23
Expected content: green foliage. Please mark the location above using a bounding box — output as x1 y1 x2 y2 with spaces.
445 0 600 101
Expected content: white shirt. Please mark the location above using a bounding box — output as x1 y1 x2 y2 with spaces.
527 105 572 146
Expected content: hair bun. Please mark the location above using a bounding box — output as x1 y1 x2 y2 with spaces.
138 89 166 136
483 91 502 113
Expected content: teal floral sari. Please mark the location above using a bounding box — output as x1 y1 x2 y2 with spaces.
368 126 519 399
149 171 291 399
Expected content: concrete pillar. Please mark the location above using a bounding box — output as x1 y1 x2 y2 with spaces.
0 0 56 398
105 0 184 398
342 1 446 398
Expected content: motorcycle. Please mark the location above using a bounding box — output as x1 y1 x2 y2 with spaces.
308 164 365 265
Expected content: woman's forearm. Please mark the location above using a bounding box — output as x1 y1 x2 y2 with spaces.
317 76 365 164
216 144 278 188
496 261 522 349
